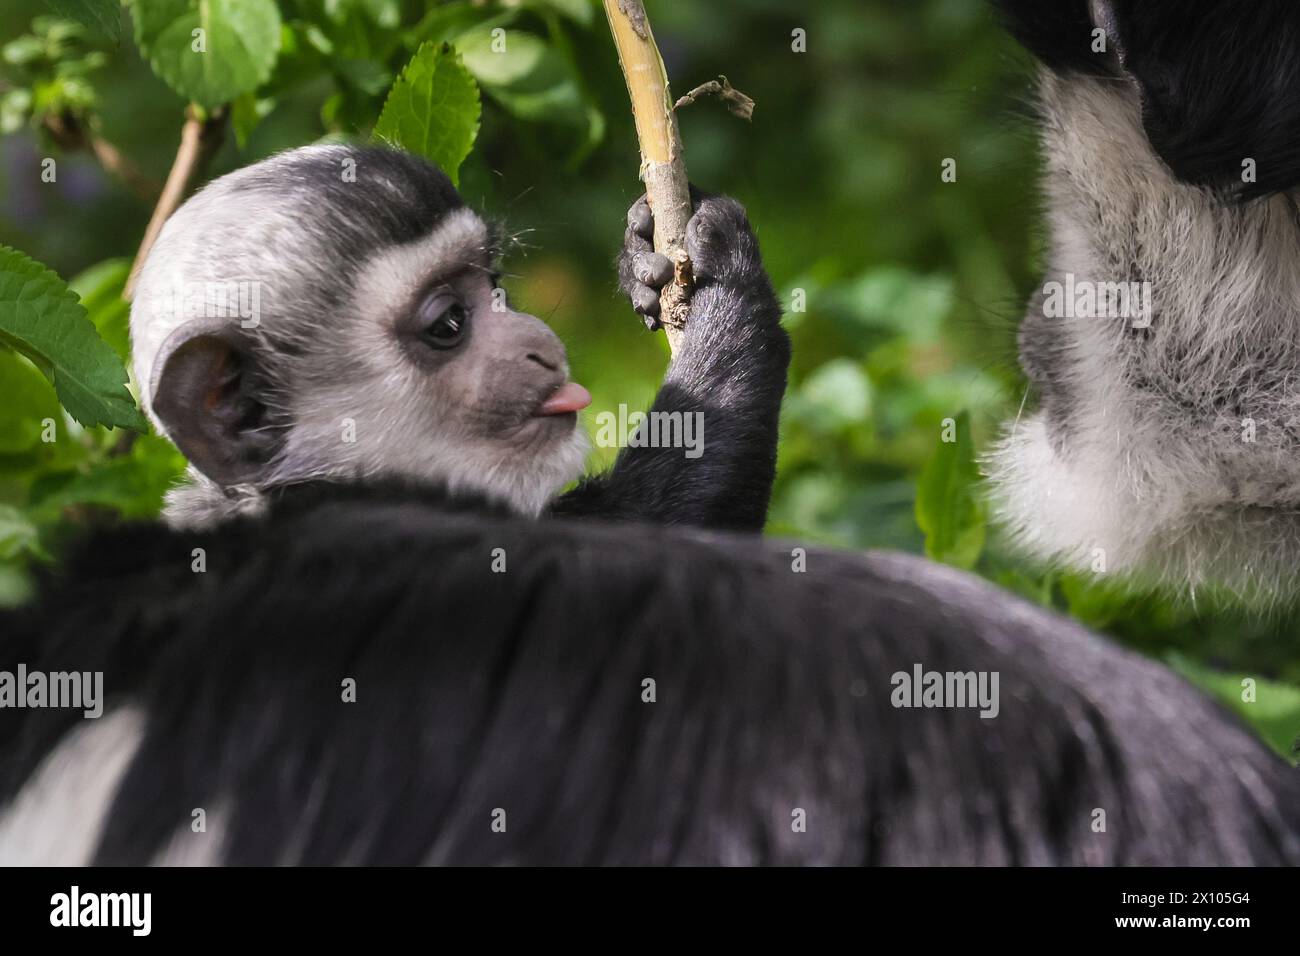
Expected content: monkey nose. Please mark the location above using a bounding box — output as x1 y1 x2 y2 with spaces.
526 351 560 372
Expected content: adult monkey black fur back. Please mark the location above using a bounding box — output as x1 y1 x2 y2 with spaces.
129 145 789 531
989 0 1300 597
3 483 1299 865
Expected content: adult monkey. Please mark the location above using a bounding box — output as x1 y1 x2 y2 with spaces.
129 145 789 531
2 482 1299 864
989 0 1300 596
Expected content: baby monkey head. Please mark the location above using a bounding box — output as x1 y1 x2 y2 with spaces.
130 145 590 527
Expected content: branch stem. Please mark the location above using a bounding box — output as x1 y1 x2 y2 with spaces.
602 0 692 355
41 113 160 200
125 105 228 301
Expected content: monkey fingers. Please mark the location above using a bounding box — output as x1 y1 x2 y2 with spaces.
627 195 654 241
619 196 670 329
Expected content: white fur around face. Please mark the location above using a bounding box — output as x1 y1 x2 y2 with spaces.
264 206 589 519
132 148 590 529
989 71 1300 598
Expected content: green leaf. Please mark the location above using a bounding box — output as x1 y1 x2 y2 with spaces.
0 351 61 453
355 0 401 29
405 2 520 50
527 0 595 26
373 42 480 186
0 245 146 431
455 28 587 126
456 29 550 87
44 0 123 43
0 504 47 561
131 0 282 109
915 410 986 569
230 91 275 149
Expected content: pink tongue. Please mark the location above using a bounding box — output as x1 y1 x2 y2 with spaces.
537 381 592 416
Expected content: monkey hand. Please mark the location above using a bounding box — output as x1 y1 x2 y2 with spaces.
591 189 788 531
618 190 778 335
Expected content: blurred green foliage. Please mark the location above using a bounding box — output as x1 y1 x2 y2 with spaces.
0 0 1297 756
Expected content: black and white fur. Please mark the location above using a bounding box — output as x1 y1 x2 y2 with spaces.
6 120 1299 865
2 481 1298 865
990 0 1300 597
129 145 789 533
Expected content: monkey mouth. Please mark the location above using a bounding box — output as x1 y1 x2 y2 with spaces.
534 381 592 417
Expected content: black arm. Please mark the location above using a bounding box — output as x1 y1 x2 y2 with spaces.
552 191 790 531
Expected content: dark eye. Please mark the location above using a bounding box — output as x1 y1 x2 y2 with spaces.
417 296 469 350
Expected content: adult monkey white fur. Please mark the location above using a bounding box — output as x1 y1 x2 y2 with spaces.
130 144 788 531
990 0 1300 598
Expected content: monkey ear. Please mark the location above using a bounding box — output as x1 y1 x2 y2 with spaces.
151 322 279 486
